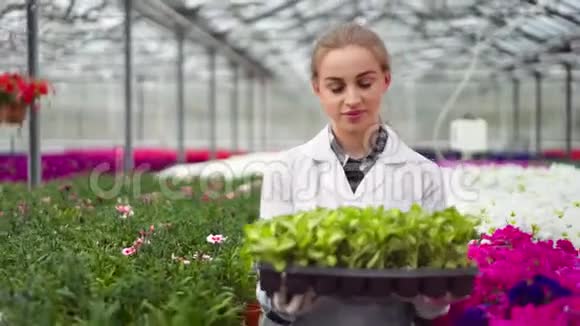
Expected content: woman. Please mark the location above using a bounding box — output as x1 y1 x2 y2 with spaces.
257 22 454 326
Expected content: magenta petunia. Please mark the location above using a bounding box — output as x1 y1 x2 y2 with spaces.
462 225 580 323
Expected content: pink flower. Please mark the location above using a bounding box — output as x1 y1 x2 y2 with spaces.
490 297 580 326
201 193 212 202
556 239 578 256
481 225 532 247
115 204 134 218
181 186 193 197
464 225 580 320
17 202 27 215
122 247 136 256
206 234 227 244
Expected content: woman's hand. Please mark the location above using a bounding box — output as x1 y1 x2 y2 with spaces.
272 288 318 317
270 273 320 317
396 293 469 320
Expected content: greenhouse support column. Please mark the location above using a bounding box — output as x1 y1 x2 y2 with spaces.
534 71 542 156
176 30 185 163
247 71 254 152
230 61 239 152
208 47 217 160
123 0 134 174
10 133 15 154
492 76 507 144
564 63 572 158
512 77 520 146
265 76 271 151
137 75 145 143
260 75 267 151
26 0 40 189
406 80 417 144
78 82 85 138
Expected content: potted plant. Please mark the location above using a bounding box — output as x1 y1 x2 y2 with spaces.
244 300 262 326
244 205 482 300
0 72 51 126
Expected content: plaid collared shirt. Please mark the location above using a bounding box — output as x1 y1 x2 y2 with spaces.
329 125 388 192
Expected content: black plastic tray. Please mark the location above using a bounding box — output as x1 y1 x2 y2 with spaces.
258 263 479 299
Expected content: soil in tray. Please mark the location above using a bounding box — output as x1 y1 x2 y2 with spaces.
337 277 367 296
259 269 282 296
394 278 420 298
258 264 478 299
449 275 476 297
286 273 311 296
368 278 393 297
421 277 449 298
313 276 338 295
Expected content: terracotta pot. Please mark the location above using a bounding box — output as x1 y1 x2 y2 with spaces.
244 301 262 326
0 103 27 125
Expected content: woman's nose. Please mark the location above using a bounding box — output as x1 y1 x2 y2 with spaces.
344 87 361 106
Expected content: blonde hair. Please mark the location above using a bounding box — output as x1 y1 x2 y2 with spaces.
310 22 391 80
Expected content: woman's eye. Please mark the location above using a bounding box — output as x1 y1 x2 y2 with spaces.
329 86 344 94
358 80 372 88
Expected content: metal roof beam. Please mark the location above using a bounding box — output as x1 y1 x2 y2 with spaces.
396 2 576 74
132 0 272 77
386 3 501 71
525 0 580 26
242 0 298 24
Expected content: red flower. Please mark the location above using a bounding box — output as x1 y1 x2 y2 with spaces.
3 81 14 93
36 81 48 95
0 72 52 107
20 84 36 104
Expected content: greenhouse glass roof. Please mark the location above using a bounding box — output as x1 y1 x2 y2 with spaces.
1 0 579 82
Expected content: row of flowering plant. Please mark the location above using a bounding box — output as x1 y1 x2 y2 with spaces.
0 173 261 325
456 225 579 325
450 164 580 247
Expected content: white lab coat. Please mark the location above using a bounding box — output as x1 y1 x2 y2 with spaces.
257 124 448 326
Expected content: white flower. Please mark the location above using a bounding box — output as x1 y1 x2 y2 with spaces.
237 183 252 193
193 252 213 261
450 163 580 247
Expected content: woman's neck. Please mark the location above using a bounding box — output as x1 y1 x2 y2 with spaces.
332 123 381 159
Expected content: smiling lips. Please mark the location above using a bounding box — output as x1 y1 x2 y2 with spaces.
343 110 364 121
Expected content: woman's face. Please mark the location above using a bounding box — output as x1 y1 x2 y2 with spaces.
312 45 390 135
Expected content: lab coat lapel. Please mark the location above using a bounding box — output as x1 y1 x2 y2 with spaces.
300 124 418 206
300 126 356 206
353 125 413 201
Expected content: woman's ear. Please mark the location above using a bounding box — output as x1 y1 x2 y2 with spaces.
311 79 321 95
383 71 391 91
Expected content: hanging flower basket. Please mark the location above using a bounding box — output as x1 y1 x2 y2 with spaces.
0 102 28 125
0 72 52 126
